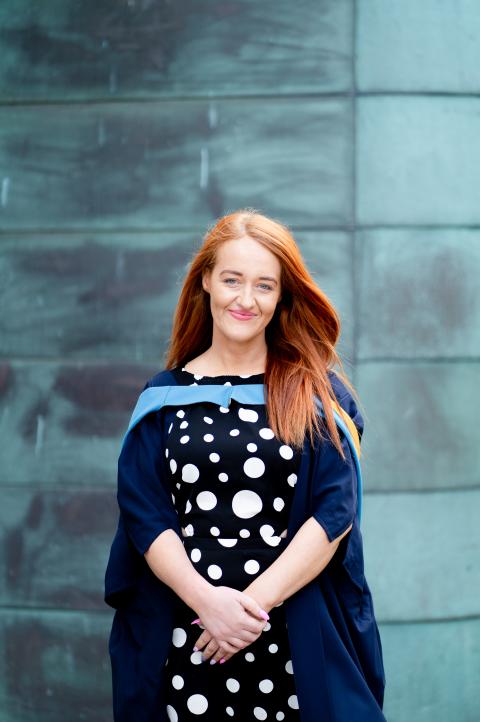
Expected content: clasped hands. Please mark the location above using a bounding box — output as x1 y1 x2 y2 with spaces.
191 583 272 665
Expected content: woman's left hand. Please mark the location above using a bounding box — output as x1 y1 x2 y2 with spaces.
192 616 265 664
192 583 272 664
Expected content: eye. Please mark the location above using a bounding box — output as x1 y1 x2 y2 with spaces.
223 278 238 285
259 283 274 291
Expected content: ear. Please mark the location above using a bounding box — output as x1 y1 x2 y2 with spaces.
202 270 211 294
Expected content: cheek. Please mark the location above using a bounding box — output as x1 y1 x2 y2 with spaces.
264 297 280 317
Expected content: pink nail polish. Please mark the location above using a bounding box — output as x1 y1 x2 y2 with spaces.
193 646 198 652
260 609 270 621
210 659 216 665
220 658 226 664
191 618 200 625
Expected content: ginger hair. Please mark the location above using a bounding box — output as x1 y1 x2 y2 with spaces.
164 208 360 458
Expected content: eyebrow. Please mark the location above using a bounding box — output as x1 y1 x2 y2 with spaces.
219 269 278 284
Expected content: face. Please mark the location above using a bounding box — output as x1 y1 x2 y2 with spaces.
202 237 282 344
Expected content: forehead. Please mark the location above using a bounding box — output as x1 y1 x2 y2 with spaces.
214 237 281 276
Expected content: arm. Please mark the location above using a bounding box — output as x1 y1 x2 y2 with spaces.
118 405 268 650
194 417 360 662
194 515 352 663
244 420 359 610
144 529 269 653
242 516 352 611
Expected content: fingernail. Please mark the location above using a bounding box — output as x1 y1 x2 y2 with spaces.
260 609 270 620
210 659 216 665
191 618 200 625
220 658 226 664
193 646 198 652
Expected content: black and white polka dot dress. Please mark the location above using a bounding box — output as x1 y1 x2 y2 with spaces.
163 366 302 722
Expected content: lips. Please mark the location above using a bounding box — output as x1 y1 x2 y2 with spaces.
229 310 256 320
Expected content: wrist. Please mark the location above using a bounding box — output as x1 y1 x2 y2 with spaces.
243 579 279 614
183 572 214 612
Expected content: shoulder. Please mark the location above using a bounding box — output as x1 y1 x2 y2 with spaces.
327 369 364 439
143 368 179 389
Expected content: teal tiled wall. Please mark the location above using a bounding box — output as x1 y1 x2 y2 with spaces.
0 2 478 721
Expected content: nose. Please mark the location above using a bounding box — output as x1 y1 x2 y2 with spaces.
237 284 256 308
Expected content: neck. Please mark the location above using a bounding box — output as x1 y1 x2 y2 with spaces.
196 341 267 376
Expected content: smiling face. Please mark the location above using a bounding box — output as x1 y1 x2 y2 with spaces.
201 236 282 346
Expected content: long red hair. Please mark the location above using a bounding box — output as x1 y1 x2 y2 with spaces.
164 208 360 459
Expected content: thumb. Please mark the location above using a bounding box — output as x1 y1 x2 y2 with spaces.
240 592 270 621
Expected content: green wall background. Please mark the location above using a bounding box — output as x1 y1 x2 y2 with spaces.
0 1 479 720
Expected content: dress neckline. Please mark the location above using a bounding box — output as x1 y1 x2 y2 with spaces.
180 366 264 380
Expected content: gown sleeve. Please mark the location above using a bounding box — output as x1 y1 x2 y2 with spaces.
117 383 181 556
311 373 364 543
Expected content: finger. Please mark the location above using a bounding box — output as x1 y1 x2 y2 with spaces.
210 645 228 664
209 638 239 663
193 630 212 651
217 639 240 655
239 614 267 635
240 593 270 622
225 636 249 650
201 639 219 662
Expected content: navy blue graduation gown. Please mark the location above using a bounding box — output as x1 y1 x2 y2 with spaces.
104 369 387 722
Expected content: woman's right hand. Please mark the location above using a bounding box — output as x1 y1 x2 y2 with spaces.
192 584 269 656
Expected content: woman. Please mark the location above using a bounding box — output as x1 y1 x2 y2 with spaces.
104 209 387 722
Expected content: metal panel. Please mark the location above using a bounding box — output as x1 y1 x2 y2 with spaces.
0 99 352 230
0 0 353 101
357 229 480 359
357 97 480 225
0 609 112 722
0 361 156 486
357 362 480 491
0 231 354 360
363 489 480 622
357 0 480 92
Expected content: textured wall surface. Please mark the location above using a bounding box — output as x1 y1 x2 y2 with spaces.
0 2 478 721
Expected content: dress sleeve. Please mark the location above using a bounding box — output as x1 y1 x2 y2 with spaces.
311 431 358 542
117 385 181 556
311 375 363 542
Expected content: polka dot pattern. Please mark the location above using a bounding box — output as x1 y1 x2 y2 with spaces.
172 628 186 648
232 489 263 519
259 679 274 693
279 445 294 460
166 704 178 722
254 707 267 720
239 407 259 423
207 564 222 580
187 693 208 714
244 559 260 574
172 675 184 690
226 678 240 693
243 456 265 478
196 491 217 510
288 695 299 709
163 366 301 720
181 463 199 483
